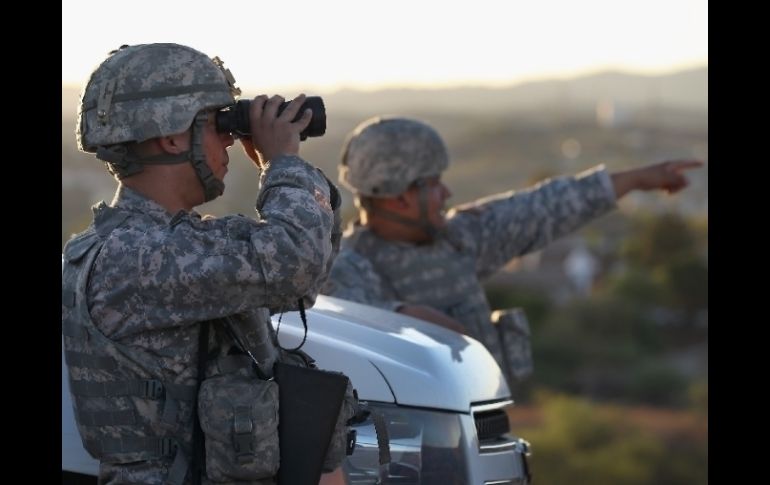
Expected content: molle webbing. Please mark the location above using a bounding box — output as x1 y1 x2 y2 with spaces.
85 436 180 457
69 379 196 401
69 376 197 428
62 210 193 485
77 408 136 426
64 351 118 370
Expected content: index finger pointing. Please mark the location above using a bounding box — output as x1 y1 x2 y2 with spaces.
668 159 705 172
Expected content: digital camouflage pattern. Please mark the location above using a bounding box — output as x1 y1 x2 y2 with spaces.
63 154 342 485
339 117 449 197
77 43 237 152
89 157 338 332
198 372 280 481
492 309 534 381
323 165 617 380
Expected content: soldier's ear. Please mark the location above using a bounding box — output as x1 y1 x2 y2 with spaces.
157 132 191 154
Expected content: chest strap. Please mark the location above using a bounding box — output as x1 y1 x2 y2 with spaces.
83 436 189 485
70 378 196 428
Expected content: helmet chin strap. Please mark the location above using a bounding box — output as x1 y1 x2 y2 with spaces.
97 146 192 179
188 112 224 202
96 111 224 202
416 181 440 240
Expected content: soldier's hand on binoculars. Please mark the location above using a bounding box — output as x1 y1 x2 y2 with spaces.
245 94 312 164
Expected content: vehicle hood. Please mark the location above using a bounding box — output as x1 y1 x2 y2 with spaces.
276 296 510 412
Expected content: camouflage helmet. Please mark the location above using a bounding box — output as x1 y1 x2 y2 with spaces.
339 116 449 197
76 43 239 153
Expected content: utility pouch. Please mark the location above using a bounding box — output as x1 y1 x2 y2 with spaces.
493 308 534 381
198 372 279 482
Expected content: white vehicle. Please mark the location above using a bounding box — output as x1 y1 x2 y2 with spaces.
63 296 531 484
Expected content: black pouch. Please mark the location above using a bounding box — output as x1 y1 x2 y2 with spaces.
273 362 349 485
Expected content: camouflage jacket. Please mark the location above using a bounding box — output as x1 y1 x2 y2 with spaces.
322 165 616 363
62 155 341 485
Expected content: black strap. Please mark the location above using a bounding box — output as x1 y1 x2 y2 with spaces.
69 379 195 400
191 321 210 485
276 299 309 352
346 402 390 474
64 351 118 370
77 408 136 426
370 410 391 473
82 83 231 110
85 436 179 457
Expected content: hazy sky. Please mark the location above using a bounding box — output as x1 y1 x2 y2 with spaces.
62 0 707 93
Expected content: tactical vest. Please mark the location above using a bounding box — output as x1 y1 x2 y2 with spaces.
62 206 204 484
64 204 359 484
347 229 505 364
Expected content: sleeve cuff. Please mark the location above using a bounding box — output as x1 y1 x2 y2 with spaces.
578 164 618 203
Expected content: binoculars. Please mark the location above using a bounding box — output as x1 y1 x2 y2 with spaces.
215 96 326 141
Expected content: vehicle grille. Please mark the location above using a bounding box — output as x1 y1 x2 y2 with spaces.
474 409 510 441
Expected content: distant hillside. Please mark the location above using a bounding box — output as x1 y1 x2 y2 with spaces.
322 67 707 115
62 66 707 119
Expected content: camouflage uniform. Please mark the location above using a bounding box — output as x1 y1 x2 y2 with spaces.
323 118 617 377
62 44 350 485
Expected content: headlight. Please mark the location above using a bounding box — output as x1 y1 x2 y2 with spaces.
344 402 469 484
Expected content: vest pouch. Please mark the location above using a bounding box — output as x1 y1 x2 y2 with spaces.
198 372 279 482
492 308 534 381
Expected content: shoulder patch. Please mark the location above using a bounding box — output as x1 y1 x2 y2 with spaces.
314 188 332 211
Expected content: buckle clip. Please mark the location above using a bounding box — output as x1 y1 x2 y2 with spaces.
143 379 164 399
159 437 178 457
233 406 255 464
346 429 357 455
